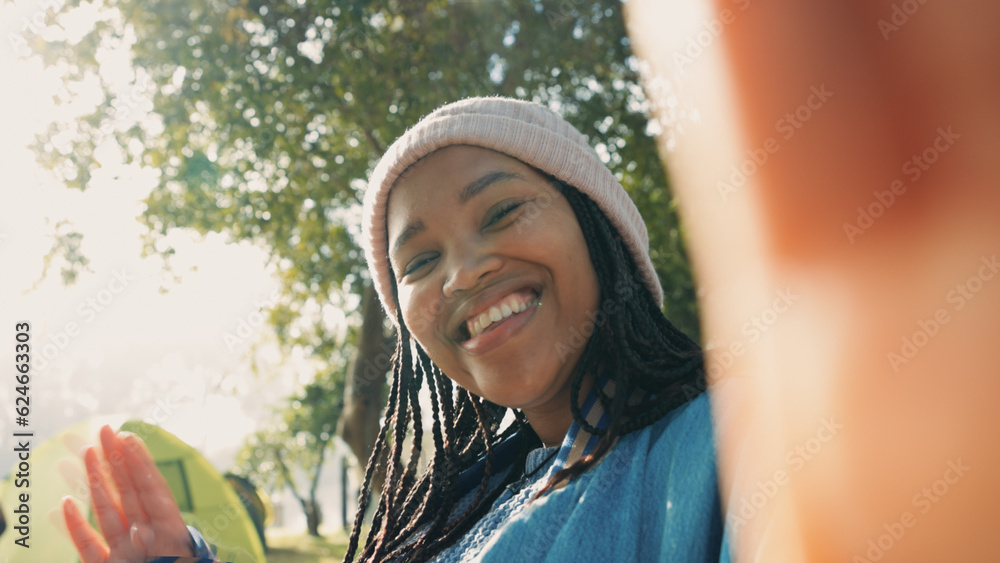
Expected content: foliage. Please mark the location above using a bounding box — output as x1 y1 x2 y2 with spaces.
32 219 91 288
234 368 345 536
33 0 700 339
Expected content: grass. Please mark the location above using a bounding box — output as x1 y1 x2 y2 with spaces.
264 528 352 563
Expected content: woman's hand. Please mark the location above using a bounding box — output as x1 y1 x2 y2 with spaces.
61 424 195 563
628 1 1000 560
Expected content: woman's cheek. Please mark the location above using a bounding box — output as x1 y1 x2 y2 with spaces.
511 194 555 237
511 212 535 238
398 285 425 333
409 314 429 336
404 285 453 348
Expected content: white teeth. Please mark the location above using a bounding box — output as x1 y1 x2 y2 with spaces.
466 292 536 339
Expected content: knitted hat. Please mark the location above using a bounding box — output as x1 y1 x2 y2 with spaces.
362 96 662 322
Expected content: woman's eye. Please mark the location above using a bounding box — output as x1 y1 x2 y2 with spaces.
486 201 524 227
403 255 436 277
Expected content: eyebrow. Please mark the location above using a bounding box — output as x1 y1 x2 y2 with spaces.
391 219 426 259
459 170 523 204
390 169 524 259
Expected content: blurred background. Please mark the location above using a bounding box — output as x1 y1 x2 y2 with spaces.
0 0 702 560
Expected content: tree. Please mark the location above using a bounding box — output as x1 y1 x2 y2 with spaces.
31 0 701 520
235 372 344 537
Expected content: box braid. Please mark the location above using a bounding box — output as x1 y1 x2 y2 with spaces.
343 179 705 563
532 179 706 498
343 301 536 563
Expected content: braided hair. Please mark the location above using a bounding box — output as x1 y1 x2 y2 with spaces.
342 179 705 563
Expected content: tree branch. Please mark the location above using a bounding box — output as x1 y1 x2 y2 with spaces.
274 448 307 506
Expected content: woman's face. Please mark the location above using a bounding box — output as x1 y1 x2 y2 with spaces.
386 145 600 412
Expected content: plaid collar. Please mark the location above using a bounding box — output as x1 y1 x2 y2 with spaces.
455 376 642 497
546 376 645 489
552 377 613 470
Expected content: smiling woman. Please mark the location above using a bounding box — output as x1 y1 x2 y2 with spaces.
339 97 727 562
60 97 727 563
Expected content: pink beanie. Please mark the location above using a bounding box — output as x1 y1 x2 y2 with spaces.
362 96 663 322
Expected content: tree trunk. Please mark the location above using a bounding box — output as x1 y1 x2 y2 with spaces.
275 449 325 537
340 459 349 531
337 282 393 510
302 498 322 537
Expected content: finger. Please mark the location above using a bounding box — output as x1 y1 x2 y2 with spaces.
121 432 194 555
50 501 71 540
58 456 89 503
121 432 185 525
62 496 111 563
130 520 156 554
100 425 149 526
84 445 130 546
61 429 89 460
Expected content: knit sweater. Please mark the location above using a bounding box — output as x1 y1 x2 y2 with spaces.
171 390 729 563
430 392 729 562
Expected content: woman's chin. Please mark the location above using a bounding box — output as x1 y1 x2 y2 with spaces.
476 373 566 411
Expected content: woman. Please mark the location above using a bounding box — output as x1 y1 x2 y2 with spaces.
62 97 730 562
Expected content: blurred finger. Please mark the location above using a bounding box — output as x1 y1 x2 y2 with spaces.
84 445 129 546
121 432 185 525
130 520 156 553
62 496 110 563
100 425 149 526
121 432 194 556
58 457 90 503
49 502 70 540
61 429 89 460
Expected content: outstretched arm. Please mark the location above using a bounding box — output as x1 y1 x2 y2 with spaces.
627 1 1000 561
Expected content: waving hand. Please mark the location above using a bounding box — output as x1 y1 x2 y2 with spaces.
61 425 194 563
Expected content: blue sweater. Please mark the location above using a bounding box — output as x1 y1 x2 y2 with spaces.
175 391 730 563
431 392 730 562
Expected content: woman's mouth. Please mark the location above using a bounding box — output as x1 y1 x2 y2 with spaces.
466 291 538 339
455 289 540 352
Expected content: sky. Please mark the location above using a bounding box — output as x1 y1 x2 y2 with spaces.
0 0 352 525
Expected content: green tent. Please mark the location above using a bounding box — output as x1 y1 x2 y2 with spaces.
0 417 266 562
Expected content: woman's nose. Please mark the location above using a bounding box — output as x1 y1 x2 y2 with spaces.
442 242 502 298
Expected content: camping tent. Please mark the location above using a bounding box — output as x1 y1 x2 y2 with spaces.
0 418 266 562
